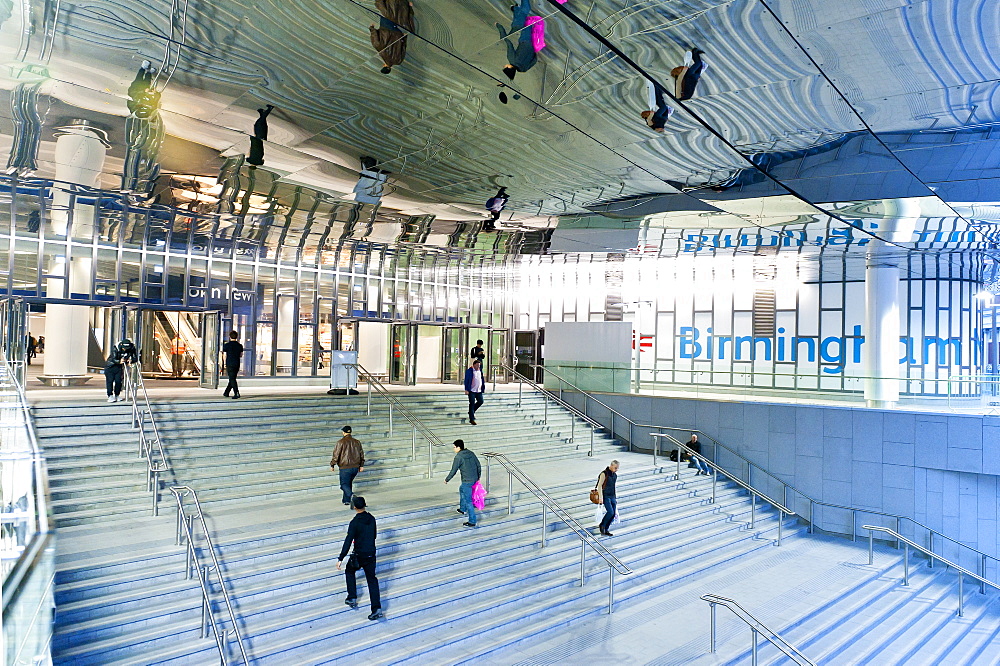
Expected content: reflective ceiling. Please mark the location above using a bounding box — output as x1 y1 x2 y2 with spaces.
1 0 998 250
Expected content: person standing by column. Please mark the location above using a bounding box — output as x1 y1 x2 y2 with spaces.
336 496 383 620
331 426 366 506
596 460 619 537
464 359 485 425
444 439 482 527
222 331 244 399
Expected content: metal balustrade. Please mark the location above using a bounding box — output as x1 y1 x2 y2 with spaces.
483 452 631 613
702 593 815 666
171 487 251 664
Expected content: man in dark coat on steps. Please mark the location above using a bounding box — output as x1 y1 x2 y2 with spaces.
337 495 383 620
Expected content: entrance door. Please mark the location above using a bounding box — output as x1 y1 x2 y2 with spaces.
490 329 510 383
199 311 221 389
442 326 466 383
389 323 417 385
0 297 28 385
514 330 540 382
337 319 358 351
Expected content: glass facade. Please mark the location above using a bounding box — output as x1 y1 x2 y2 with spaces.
1 177 518 377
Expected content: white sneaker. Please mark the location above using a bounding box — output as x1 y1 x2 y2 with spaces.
107 396 116 403
115 395 123 402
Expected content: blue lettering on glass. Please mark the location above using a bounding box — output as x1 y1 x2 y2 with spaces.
676 326 966 374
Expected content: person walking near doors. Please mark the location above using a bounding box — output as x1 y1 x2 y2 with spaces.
222 331 244 399
331 426 366 506
337 495 383 620
464 359 485 425
445 439 482 527
470 339 486 363
596 460 619 536
26 334 37 364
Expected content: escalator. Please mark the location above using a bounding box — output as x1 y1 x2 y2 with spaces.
150 311 203 377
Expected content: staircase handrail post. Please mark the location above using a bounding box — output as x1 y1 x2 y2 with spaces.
862 524 1000 616
700 594 815 665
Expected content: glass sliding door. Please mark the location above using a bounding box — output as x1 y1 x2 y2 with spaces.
489 329 509 383
389 322 417 385
199 311 221 389
442 326 466 383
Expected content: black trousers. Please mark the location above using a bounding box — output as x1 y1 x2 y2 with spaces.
105 365 124 396
346 553 381 613
223 365 240 396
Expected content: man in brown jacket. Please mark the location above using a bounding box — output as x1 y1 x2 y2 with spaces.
331 426 366 506
369 0 415 74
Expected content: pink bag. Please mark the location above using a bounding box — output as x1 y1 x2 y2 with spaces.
472 480 487 510
526 16 546 52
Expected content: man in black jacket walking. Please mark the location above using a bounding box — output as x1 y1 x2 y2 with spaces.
337 496 383 620
222 331 244 399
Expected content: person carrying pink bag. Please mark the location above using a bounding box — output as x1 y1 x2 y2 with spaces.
472 479 488 510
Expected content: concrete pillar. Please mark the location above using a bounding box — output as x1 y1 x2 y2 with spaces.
863 199 919 408
276 297 296 374
43 124 107 380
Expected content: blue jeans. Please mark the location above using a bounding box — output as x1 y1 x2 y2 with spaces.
692 456 710 474
599 496 617 532
459 482 477 525
468 392 484 422
339 467 360 504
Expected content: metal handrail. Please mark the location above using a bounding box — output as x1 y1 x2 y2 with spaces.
540 365 1000 578
123 362 170 515
347 363 448 476
702 593 815 666
483 451 631 613
662 437 793 544
501 362 603 429
863 525 1000 617
499 362 604 455
171 486 250 665
0 351 54 616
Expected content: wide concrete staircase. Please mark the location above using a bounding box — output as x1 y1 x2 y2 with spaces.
33 389 1000 665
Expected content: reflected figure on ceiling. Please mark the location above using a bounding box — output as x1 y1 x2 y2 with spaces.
122 60 164 195
497 0 541 81
354 156 389 205
126 61 160 118
640 80 673 133
484 187 509 231
248 104 274 167
369 0 415 74
671 48 706 100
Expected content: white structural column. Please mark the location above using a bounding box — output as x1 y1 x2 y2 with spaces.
276 296 296 374
43 125 107 379
863 199 920 408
